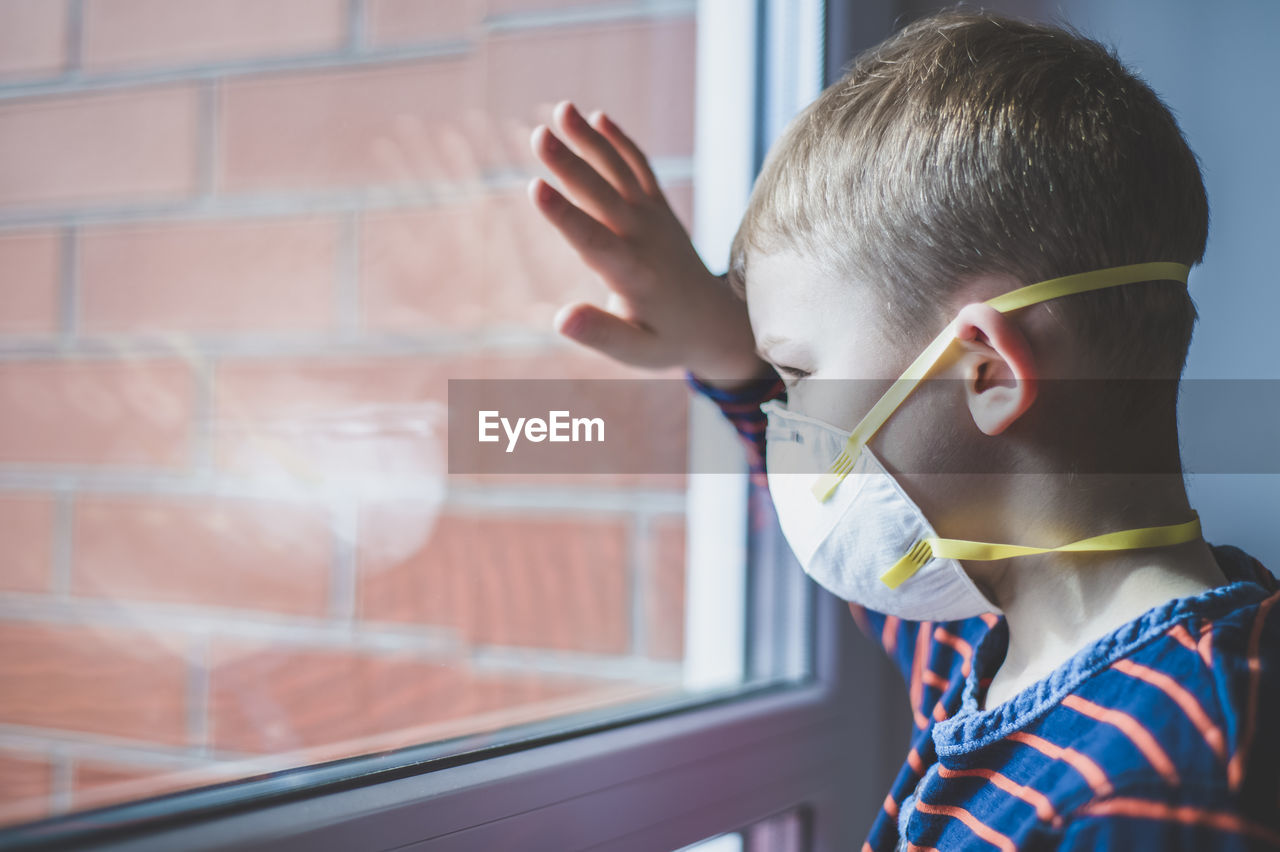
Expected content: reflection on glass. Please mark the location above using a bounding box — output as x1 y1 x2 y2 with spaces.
0 0 722 827
675 808 805 852
677 833 743 852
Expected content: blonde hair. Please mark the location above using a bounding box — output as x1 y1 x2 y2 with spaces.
729 9 1208 376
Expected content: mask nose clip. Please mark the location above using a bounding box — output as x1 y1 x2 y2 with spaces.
764 426 802 445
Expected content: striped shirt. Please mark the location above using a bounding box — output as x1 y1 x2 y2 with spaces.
687 370 1280 850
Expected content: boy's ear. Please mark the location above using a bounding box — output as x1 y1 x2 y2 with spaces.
951 302 1038 436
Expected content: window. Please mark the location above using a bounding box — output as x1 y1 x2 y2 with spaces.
0 1 906 849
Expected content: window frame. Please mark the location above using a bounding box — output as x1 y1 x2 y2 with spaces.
2 2 910 849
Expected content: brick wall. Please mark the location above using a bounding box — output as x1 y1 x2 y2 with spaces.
0 0 697 825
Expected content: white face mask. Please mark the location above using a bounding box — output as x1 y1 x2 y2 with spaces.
760 262 1205 621
763 399 1000 620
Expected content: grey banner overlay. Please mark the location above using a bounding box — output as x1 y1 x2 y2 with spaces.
447 379 1280 474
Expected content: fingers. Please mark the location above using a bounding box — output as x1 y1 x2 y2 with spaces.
531 124 637 234
527 177 635 283
552 101 644 200
553 302 668 368
587 109 661 197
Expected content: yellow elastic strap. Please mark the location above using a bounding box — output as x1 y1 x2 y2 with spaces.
880 514 1202 589
811 262 1191 502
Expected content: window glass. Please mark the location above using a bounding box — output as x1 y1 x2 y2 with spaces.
0 0 785 828
677 808 806 852
677 834 743 852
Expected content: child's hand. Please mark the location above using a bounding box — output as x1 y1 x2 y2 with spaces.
529 100 774 389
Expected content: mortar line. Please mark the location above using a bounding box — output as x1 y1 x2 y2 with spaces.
0 0 697 102
468 645 683 683
188 633 212 755
0 723 288 768
0 156 695 230
0 595 463 654
51 492 74 597
189 354 215 474
0 469 690 513
196 78 219 197
347 0 367 53
49 743 74 815
327 499 359 622
57 226 78 339
630 513 651 657
65 0 84 73
0 43 471 101
337 209 362 338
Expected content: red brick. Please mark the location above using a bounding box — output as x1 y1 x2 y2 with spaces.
488 0 628 13
216 357 444 422
358 205 481 331
214 351 686 490
0 359 194 467
208 643 462 753
79 218 340 334
0 750 51 827
0 621 189 744
360 511 631 654
0 86 198 209
358 182 690 332
208 641 595 754
482 17 695 160
317 678 668 761
365 0 483 45
207 644 448 752
72 761 211 811
213 356 445 483
218 58 476 192
0 494 54 594
357 501 458 627
360 193 589 332
82 0 347 72
212 350 623 471
0 231 60 335
360 188 689 333
485 185 693 328
74 761 159 791
0 0 68 79
644 517 685 660
73 495 331 616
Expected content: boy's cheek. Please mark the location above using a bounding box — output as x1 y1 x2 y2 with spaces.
788 376 909 434
872 379 979 470
785 379 868 430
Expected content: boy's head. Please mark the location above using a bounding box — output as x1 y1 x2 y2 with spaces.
731 10 1209 389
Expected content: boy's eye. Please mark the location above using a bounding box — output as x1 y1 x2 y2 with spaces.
774 365 812 383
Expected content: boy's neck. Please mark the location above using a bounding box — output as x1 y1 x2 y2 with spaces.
965 474 1228 710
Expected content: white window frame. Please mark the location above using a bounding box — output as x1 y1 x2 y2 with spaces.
3 3 910 850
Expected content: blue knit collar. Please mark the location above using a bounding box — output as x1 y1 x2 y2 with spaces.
932 544 1271 757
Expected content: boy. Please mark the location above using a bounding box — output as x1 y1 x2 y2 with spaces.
527 10 1278 850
